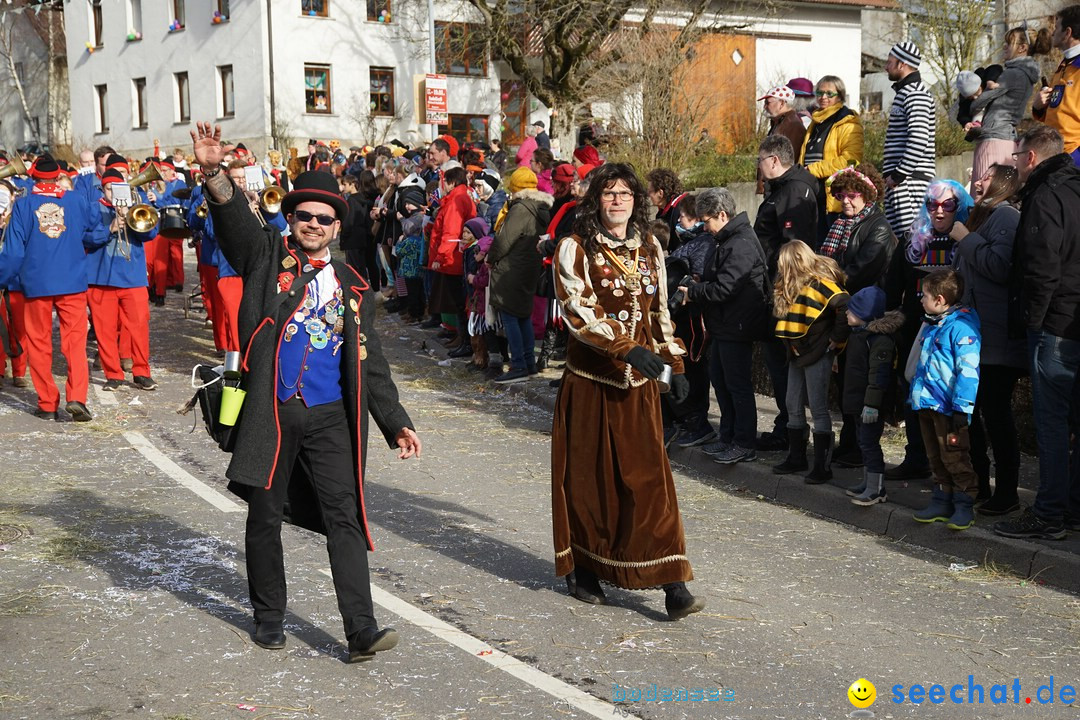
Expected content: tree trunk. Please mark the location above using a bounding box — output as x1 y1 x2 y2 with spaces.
0 18 42 148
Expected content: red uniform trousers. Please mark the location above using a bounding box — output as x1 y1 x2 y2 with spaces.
217 275 243 352
87 286 151 380
23 292 90 412
167 237 185 288
0 291 28 378
198 261 227 351
144 236 169 297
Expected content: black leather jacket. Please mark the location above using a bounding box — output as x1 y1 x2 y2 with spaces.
832 207 896 294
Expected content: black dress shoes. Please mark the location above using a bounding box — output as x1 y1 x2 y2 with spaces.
253 620 286 650
64 401 93 422
34 408 57 421
348 627 399 663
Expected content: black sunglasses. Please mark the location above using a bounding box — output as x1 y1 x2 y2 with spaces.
292 209 337 226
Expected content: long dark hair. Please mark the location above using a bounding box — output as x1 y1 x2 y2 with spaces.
966 163 1020 232
573 163 651 257
357 169 378 198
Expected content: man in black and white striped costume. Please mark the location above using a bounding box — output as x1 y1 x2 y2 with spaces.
882 41 937 239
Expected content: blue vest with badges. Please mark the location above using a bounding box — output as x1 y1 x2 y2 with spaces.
276 266 345 406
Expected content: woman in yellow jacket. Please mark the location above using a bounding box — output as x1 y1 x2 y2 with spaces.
799 75 864 243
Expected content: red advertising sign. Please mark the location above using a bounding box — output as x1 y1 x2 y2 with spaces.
425 73 448 124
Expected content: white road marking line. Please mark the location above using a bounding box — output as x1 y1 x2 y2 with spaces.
320 570 614 719
0 391 35 410
91 382 118 406
122 431 243 513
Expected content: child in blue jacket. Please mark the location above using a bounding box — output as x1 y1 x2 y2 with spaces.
908 268 981 530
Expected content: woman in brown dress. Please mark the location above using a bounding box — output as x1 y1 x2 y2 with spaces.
551 163 705 620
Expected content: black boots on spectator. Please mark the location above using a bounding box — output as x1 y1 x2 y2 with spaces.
804 432 834 484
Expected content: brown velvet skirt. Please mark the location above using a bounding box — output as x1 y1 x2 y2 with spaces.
551 372 693 588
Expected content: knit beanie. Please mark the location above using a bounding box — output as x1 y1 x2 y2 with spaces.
477 169 501 193
464 217 490 240
508 166 537 193
847 286 886 323
29 154 60 180
100 169 125 186
105 154 128 172
890 41 922 69
955 71 981 99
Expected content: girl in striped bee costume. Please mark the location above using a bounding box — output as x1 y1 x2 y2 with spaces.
771 241 852 483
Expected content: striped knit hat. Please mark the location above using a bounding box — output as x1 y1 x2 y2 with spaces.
890 41 922 69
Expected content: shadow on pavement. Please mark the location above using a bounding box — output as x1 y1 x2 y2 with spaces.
12 487 348 659
368 482 671 622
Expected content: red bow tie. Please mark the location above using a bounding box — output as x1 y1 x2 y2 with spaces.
309 258 329 269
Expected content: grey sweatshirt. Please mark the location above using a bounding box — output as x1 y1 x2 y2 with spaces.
970 56 1040 140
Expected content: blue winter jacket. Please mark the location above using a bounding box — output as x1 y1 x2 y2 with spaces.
210 206 286 279
84 205 154 288
909 305 981 418
0 185 108 297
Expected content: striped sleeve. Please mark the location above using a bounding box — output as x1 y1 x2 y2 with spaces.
882 85 937 179
895 89 936 178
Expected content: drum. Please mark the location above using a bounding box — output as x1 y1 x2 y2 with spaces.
159 205 191 239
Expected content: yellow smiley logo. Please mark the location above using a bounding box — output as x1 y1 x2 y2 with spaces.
848 678 876 709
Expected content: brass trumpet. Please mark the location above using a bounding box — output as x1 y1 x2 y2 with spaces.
195 201 208 219
113 203 159 261
126 204 160 233
0 155 28 181
260 185 285 214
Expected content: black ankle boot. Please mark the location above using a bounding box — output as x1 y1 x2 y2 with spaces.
567 567 606 605
804 432 834 484
536 328 557 370
663 582 705 620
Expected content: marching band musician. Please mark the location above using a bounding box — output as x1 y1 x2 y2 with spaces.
186 183 228 352
135 159 169 306
212 161 288 352
83 169 158 392
156 157 190 292
0 172 28 388
0 285 27 388
0 155 109 421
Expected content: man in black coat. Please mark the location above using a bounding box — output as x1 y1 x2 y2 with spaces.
995 124 1080 541
191 122 422 662
753 134 820 450
679 188 772 465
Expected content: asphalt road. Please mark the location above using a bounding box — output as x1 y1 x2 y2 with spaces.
1 277 1079 720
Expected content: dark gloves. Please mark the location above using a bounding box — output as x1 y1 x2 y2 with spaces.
668 373 689 405
950 412 969 432
624 346 665 380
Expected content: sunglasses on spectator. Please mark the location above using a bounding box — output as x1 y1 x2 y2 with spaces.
924 198 958 212
815 90 840 98
292 210 337 226
832 191 862 201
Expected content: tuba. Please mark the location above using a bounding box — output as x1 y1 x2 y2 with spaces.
0 155 28 182
127 162 163 191
260 185 285 214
